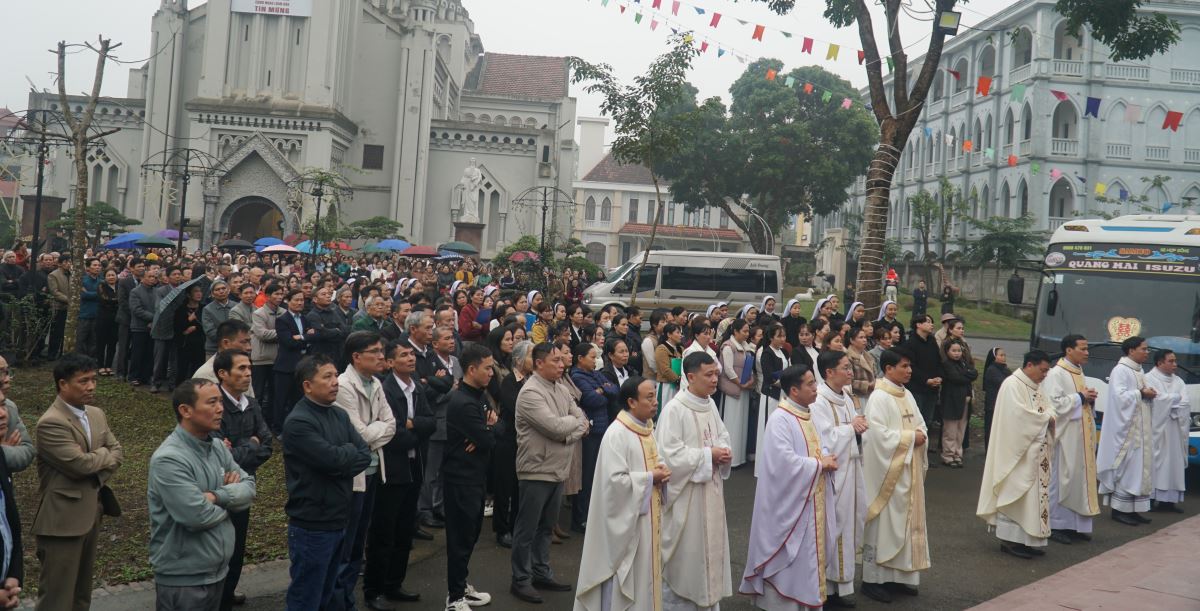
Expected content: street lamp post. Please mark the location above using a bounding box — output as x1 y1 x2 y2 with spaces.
31 138 48 262
310 184 325 267
512 186 575 293
141 147 226 256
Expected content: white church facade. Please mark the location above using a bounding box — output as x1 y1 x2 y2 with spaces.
20 0 578 257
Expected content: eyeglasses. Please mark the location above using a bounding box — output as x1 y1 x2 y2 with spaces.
358 348 385 356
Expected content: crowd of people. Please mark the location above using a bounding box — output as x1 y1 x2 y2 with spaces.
0 242 1190 611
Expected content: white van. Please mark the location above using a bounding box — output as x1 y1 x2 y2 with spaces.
582 251 782 312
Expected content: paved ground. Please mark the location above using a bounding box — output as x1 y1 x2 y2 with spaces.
86 445 1198 611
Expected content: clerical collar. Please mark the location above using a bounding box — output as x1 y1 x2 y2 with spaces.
1013 368 1039 390
1058 358 1083 373
1119 356 1143 371
877 377 907 396
675 389 714 413
779 396 811 415
818 383 846 405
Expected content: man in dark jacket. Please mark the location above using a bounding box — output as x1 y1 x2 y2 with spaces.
304 286 348 368
114 258 145 380
418 325 459 530
214 350 273 611
129 268 162 386
901 313 943 426
282 354 371 611
441 343 499 610
364 342 435 608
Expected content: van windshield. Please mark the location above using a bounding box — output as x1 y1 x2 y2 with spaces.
606 261 635 284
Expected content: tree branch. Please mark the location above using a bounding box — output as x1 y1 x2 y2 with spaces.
855 0 891 125
55 42 78 132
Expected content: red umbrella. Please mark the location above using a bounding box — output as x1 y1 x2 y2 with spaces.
325 241 352 251
401 245 439 258
283 233 308 246
509 250 540 263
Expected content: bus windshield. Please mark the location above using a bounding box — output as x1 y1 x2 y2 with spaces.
1033 271 1200 381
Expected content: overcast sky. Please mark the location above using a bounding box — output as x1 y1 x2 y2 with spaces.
1 0 1014 138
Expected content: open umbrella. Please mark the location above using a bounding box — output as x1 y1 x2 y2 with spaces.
438 250 464 260
102 232 145 249
439 240 479 255
262 244 300 254
254 237 284 247
325 241 352 251
509 250 539 263
155 229 189 240
283 233 307 246
219 239 255 251
357 244 389 254
376 239 411 251
150 278 204 340
401 245 439 258
295 240 329 255
136 235 176 248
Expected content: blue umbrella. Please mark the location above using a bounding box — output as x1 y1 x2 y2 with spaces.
102 232 145 249
156 229 190 240
376 239 412 251
295 240 329 255
253 237 284 252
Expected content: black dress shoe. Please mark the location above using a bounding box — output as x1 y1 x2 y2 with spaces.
1164 503 1185 514
413 527 434 541
232 591 246 605
497 532 513 548
1024 544 1045 556
1049 530 1073 544
1001 542 1032 559
384 588 421 602
827 592 857 607
510 583 544 604
1111 509 1140 526
860 582 892 603
365 594 396 610
1129 512 1151 524
886 582 919 596
1068 530 1092 541
421 516 446 529
532 577 572 592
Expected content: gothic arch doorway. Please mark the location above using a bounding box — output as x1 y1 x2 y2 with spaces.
222 197 285 241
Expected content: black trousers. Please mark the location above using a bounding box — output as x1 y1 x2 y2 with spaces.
129 331 153 384
364 475 421 599
572 433 602 529
443 481 485 602
490 439 519 535
272 370 300 433
251 364 273 427
48 309 66 358
219 508 250 611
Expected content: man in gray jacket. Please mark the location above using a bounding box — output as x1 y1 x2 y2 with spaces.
0 356 34 473
151 266 185 393
509 342 588 603
251 283 285 433
129 268 162 386
228 284 256 327
114 258 145 380
149 379 255 611
201 280 234 358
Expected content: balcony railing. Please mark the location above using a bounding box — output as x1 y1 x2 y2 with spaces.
1051 138 1079 156
951 89 969 108
1185 148 1200 165
1009 63 1033 84
1105 63 1149 81
1049 217 1068 231
971 151 985 167
1002 144 1014 159
1106 142 1132 159
1145 145 1170 162
1052 59 1084 77
1018 139 1031 156
1170 68 1200 86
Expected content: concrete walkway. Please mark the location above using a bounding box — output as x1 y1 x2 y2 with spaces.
970 513 1200 611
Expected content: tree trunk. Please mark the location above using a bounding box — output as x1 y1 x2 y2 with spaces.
854 140 900 317
629 174 668 307
715 200 767 254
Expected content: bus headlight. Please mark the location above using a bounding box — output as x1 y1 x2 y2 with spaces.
1192 413 1200 431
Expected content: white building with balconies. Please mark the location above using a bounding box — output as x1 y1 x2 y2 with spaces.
817 0 1200 260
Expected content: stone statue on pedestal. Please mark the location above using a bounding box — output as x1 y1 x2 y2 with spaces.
457 158 483 223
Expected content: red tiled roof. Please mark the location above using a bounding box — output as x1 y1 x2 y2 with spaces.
466 53 568 100
581 152 660 186
619 223 743 241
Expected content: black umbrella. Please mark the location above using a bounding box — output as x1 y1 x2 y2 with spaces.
219 239 255 251
151 278 204 339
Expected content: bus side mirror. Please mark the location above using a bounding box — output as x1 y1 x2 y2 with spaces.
1046 288 1058 317
1006 273 1024 305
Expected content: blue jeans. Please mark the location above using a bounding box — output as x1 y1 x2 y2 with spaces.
286 525 344 611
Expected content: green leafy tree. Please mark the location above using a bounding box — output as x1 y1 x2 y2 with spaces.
658 62 876 254
569 34 700 305
908 177 971 265
45 202 138 248
343 216 404 241
962 214 1047 272
752 0 1180 316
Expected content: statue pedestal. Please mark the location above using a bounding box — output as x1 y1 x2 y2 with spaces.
453 222 485 256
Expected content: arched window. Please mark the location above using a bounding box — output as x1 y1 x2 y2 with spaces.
1018 179 1030 217
1021 103 1033 142
1003 108 1015 146
978 46 996 79
586 242 606 265
1012 28 1034 67
953 57 969 92
1052 101 1079 140
984 115 994 149
978 184 990 220
999 181 1011 218
1054 21 1084 60
600 197 612 222
585 196 596 221
1049 178 1074 219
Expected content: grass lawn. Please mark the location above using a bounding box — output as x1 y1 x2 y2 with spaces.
895 294 1031 341
7 366 289 593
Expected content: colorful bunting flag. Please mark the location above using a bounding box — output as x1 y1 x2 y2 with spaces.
803 83 814 94
822 91 832 103
976 76 992 96
781 32 792 39
736 18 748 26
1050 168 1062 180
671 0 679 15
802 37 814 54
601 0 609 5
766 69 777 81
1075 174 1087 185
652 0 661 8
700 41 708 52
752 24 765 41
1031 162 1040 175
963 140 974 152
1085 97 1101 118
620 4 625 13
1163 110 1183 131
946 68 961 81
984 147 995 160
946 134 955 146
683 33 693 43
1162 202 1173 213
717 47 726 57
827 44 840 61
1050 90 1069 102
842 98 852 109
1007 154 1018 167
710 12 721 27
886 56 894 72
1010 84 1026 103
785 76 795 87
1125 104 1142 123
1095 182 1107 196
694 6 705 15
1119 188 1129 200
650 19 658 30
857 50 865 65
634 12 643 23
924 127 933 138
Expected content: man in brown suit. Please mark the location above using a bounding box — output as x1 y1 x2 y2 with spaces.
34 354 123 611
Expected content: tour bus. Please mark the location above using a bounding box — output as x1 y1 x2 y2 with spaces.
1023 214 1200 466
582 251 782 314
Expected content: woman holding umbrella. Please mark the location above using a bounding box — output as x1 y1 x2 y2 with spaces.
173 283 207 386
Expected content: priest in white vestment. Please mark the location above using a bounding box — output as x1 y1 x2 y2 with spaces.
1145 349 1189 512
1097 337 1155 524
655 351 733 611
740 364 838 611
810 351 868 605
977 351 1055 559
859 348 929 605
1041 335 1100 543
576 377 671 611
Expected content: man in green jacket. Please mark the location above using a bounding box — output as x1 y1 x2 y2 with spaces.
148 379 256 611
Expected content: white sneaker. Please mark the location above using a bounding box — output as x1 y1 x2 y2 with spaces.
483 500 494 517
464 584 492 607
445 597 471 611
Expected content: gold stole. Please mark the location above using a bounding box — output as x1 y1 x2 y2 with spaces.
866 382 929 570
615 410 663 611
777 399 828 601
1056 360 1099 513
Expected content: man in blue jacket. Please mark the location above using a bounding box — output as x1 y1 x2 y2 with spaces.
282 354 371 611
